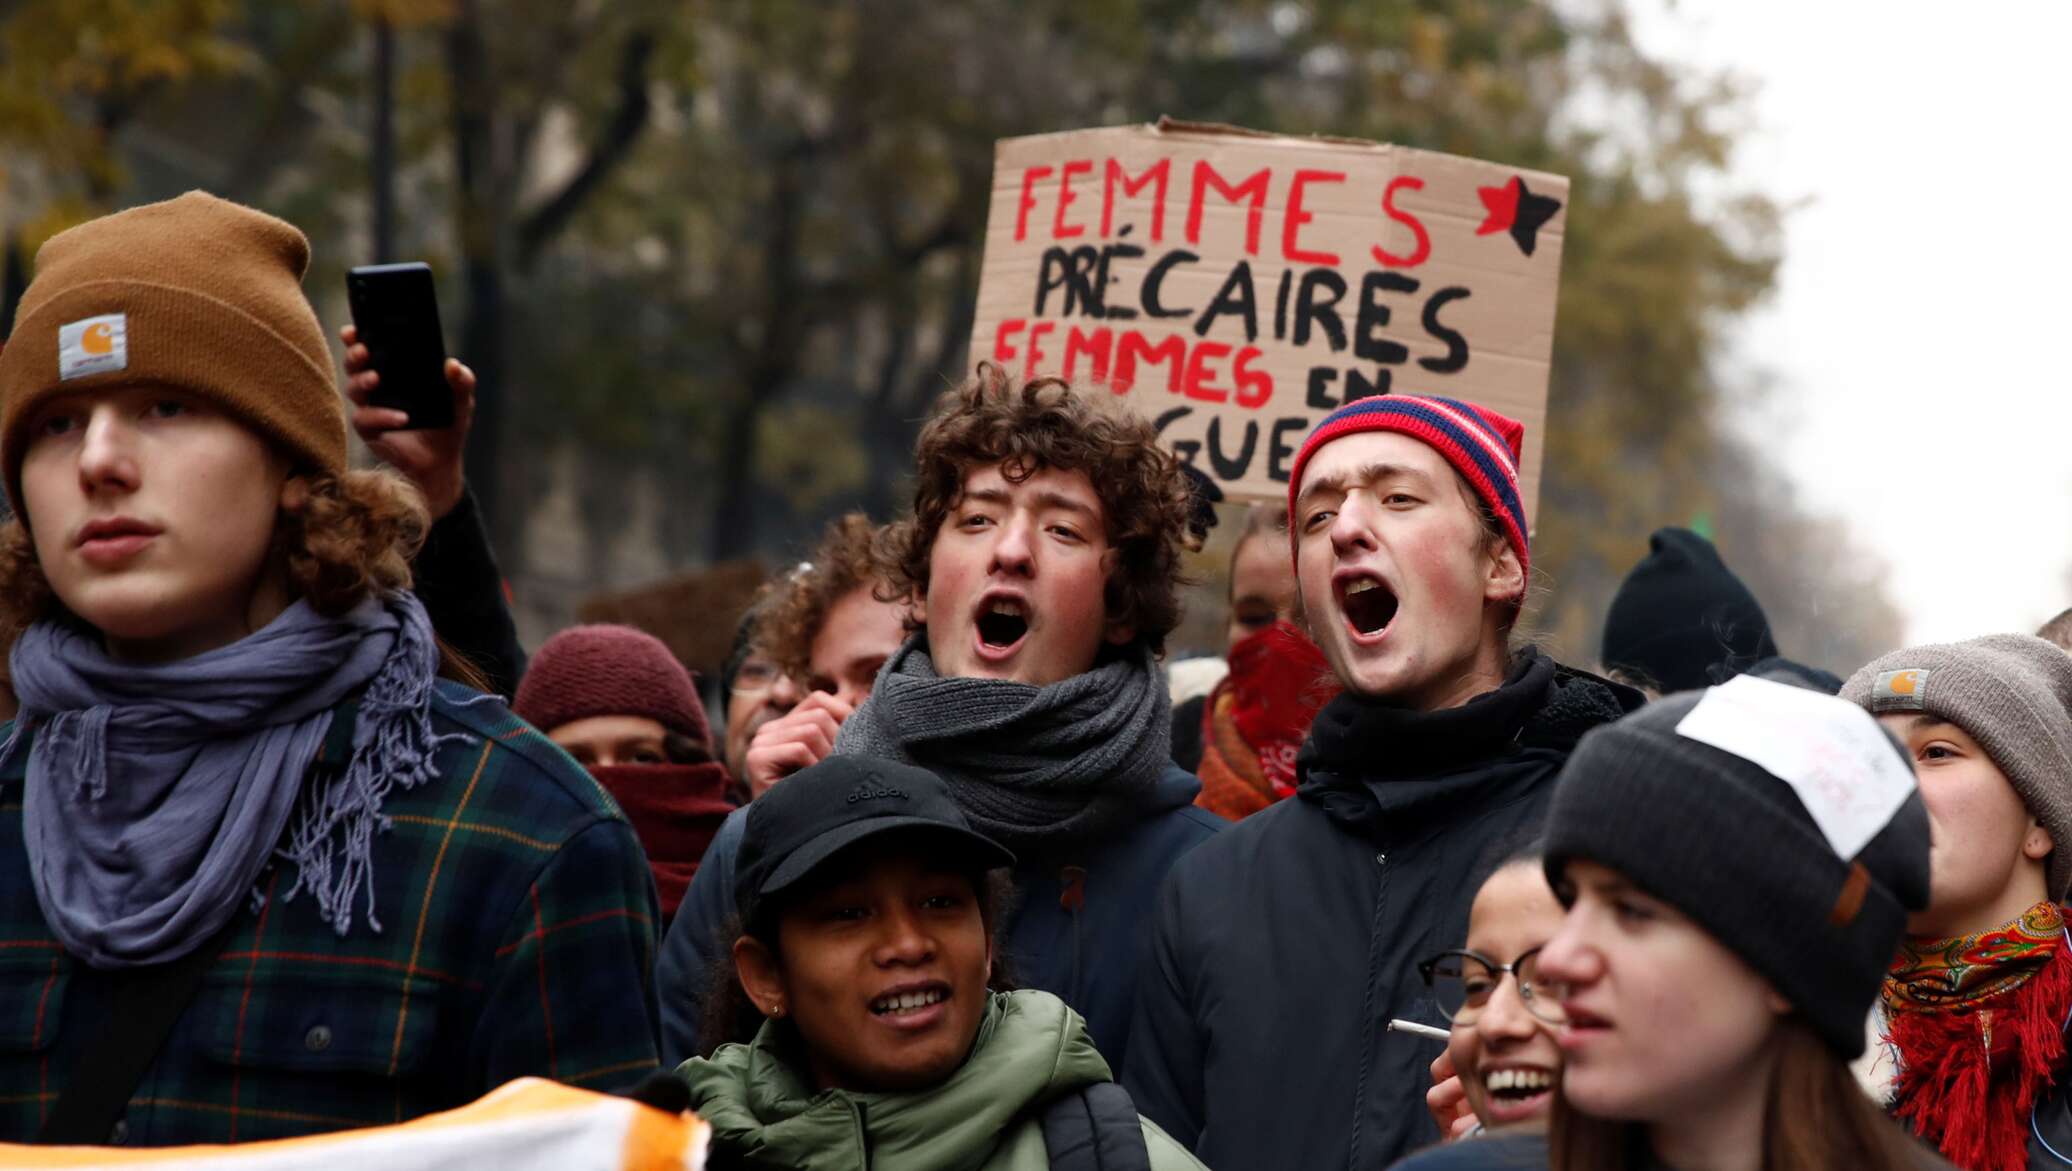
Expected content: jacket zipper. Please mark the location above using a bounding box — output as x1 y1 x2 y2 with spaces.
1061 865 1088 1000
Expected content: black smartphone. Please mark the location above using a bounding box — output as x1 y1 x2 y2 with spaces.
346 262 454 430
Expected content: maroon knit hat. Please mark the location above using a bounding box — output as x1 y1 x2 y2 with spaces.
514 624 711 746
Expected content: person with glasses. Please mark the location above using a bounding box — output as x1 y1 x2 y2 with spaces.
661 520 906 1065
1419 837 1568 1142
663 371 1221 1073
1392 677 1953 1171
1125 398 1644 1170
738 513 909 799
720 627 801 789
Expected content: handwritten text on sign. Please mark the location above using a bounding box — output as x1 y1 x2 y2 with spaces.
969 122 1568 510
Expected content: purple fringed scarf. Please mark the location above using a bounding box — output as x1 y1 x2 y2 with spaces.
4 593 472 969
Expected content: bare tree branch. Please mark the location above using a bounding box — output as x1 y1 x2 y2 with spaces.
514 28 656 268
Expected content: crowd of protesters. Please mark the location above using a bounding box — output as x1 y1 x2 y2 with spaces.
0 189 2069 1171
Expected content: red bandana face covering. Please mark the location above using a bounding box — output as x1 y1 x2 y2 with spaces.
1196 621 1339 820
1227 621 1337 796
1883 900 2072 1171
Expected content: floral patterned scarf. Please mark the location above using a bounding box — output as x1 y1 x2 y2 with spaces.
1882 900 2072 1171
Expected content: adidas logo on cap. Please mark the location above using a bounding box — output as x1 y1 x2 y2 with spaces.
846 781 909 804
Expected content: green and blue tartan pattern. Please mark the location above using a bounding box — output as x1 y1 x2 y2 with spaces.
0 681 663 1146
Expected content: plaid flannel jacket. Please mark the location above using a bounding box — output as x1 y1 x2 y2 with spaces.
0 682 662 1146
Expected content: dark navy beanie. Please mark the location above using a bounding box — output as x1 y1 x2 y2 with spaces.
1601 527 1779 694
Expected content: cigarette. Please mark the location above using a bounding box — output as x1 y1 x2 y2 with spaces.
1388 1018 1451 1041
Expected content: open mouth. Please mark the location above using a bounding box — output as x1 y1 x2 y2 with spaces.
1481 1066 1555 1104
1338 576 1399 636
975 598 1030 650
870 987 948 1018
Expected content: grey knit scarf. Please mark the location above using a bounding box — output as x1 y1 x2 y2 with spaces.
4 593 471 969
832 633 1172 854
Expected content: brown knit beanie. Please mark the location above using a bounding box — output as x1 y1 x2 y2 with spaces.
515 624 712 747
0 191 346 516
1842 633 2072 900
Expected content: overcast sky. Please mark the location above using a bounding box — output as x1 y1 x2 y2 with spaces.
1630 2 2072 644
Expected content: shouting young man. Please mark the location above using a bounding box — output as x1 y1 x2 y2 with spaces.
1844 635 2072 1171
1124 396 1640 1169
657 366 1221 1069
0 193 659 1145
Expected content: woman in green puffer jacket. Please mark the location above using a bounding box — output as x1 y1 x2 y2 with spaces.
673 754 1204 1171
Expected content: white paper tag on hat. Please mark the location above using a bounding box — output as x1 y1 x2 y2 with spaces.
58 314 128 381
1674 674 1917 860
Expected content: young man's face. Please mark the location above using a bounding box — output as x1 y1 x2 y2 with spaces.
1878 713 2052 936
20 385 291 662
1292 431 1520 708
923 463 1124 686
805 586 908 709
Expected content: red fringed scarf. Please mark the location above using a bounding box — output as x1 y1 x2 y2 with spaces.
1883 900 2072 1171
1194 621 1338 820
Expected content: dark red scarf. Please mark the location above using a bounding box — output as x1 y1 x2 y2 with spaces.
588 763 738 921
1883 900 2072 1171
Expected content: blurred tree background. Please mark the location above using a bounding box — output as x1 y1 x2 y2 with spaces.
0 0 1903 675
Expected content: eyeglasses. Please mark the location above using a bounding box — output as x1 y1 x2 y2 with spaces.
1417 947 1566 1025
731 660 782 694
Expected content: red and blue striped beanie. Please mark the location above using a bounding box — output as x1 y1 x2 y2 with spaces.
1285 395 1530 582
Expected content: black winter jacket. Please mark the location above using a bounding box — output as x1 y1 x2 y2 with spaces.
1124 651 1641 1170
412 488 527 698
2027 1053 2072 1166
1390 1121 1954 1170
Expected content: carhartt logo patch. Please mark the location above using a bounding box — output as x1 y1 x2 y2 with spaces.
58 314 127 381
1874 669 1929 710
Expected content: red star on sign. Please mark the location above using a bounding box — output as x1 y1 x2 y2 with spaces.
1476 176 1562 257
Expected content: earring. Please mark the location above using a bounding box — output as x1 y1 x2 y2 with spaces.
770 1002 786 1019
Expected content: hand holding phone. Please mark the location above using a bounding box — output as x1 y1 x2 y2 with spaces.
341 327 474 520
345 262 454 430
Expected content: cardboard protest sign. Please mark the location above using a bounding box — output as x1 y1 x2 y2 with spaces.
970 119 1567 516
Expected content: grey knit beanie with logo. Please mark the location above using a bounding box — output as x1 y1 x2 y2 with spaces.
1841 633 2072 901
1543 683 1931 1059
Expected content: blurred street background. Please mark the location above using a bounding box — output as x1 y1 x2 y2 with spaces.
7 0 2058 681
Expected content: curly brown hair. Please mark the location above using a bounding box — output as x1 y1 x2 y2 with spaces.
0 467 439 651
752 512 887 682
876 363 1193 655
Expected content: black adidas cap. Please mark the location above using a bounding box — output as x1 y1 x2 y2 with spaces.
733 755 1016 928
